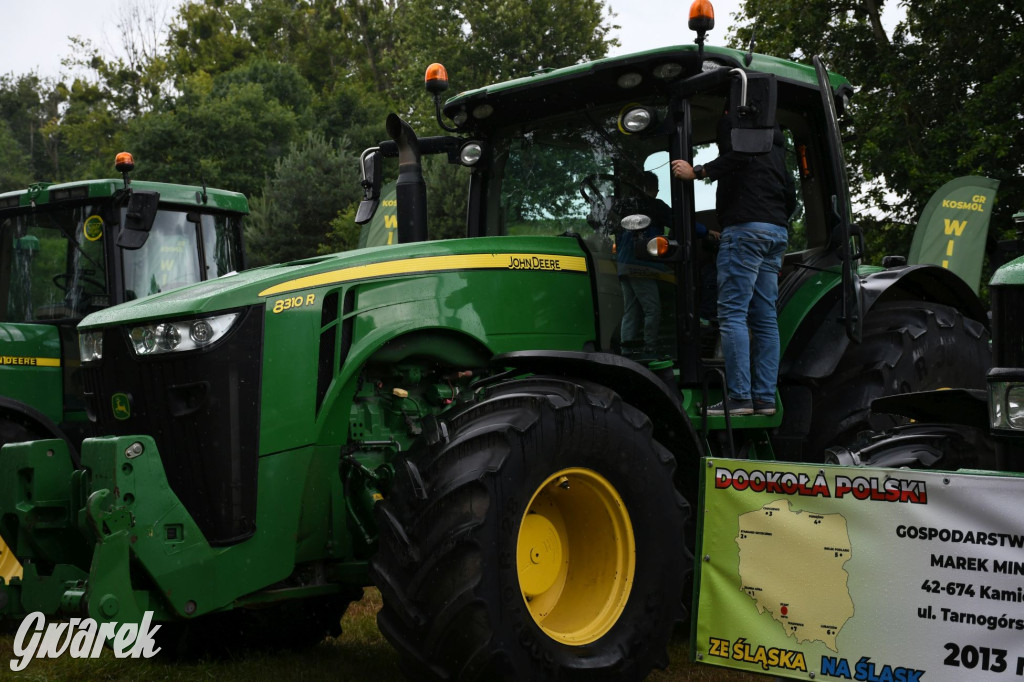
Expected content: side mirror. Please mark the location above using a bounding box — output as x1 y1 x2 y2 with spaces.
728 71 777 154
116 190 160 250
355 148 383 225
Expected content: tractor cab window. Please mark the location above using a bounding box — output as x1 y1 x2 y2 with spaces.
0 204 109 322
201 213 244 278
122 211 244 300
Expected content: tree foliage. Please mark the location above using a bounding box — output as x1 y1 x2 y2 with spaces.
247 130 359 266
729 0 1024 259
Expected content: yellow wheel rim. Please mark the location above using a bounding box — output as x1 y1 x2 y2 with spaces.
0 533 23 582
517 467 635 645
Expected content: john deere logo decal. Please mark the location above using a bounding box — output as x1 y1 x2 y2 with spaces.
111 393 131 420
83 215 104 242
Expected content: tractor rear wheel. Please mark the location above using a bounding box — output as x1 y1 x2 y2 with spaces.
798 301 990 461
370 377 689 682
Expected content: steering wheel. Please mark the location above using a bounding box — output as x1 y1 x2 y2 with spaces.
52 273 105 293
579 173 616 205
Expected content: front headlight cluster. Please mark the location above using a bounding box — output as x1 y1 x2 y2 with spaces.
79 330 103 363
989 380 1024 430
79 313 240 362
128 312 240 357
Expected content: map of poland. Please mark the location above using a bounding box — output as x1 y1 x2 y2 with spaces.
736 499 854 652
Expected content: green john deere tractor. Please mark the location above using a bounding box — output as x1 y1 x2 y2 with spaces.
0 154 248 579
0 12 994 682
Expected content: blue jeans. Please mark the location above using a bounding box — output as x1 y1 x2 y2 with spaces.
716 222 788 403
620 276 660 352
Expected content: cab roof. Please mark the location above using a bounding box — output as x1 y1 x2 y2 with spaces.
0 178 249 214
442 44 851 129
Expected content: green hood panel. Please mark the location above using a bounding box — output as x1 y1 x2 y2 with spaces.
0 323 63 422
990 254 1024 286
80 236 590 329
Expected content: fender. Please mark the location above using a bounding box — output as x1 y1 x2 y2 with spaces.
0 396 79 464
490 350 705 498
782 264 988 381
870 388 988 430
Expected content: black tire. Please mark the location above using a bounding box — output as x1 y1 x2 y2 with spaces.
0 417 45 452
799 301 990 460
370 377 690 682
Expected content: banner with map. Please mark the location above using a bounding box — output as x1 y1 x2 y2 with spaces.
693 459 1024 681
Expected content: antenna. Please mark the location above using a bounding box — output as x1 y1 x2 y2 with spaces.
744 27 757 66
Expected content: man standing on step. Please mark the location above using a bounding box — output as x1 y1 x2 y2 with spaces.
672 110 795 417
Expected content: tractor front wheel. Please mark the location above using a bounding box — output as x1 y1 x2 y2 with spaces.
370 377 689 681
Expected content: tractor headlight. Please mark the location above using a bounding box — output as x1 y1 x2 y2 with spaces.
79 330 104 363
128 312 240 357
617 105 656 134
990 380 1024 429
459 141 485 166
1007 385 1024 428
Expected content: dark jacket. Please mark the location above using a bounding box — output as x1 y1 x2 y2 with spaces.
704 117 796 229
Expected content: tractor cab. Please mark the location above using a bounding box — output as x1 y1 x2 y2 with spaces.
0 154 247 325
0 154 248 446
356 8 861 386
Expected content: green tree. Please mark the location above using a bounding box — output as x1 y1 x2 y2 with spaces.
122 61 308 198
165 0 257 82
0 0 619 257
0 120 32 190
247 131 360 265
0 74 63 181
45 76 122 181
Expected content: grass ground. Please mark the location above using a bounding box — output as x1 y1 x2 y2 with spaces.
0 589 765 681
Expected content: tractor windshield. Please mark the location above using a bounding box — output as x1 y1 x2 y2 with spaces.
0 203 110 322
0 202 245 323
488 100 680 239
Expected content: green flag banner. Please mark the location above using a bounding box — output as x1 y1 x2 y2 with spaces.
907 176 999 293
358 182 398 248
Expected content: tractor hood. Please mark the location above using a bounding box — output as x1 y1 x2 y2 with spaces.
79 235 589 330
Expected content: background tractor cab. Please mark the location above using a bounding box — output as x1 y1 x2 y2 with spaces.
0 153 248 459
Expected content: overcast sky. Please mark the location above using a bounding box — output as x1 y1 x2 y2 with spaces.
0 0 745 81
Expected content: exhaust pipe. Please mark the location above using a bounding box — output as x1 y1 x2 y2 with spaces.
386 113 428 244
